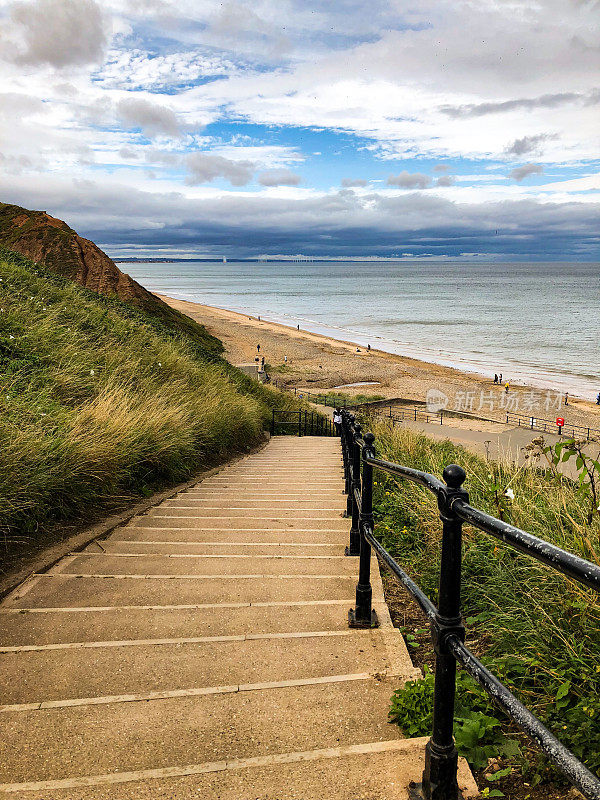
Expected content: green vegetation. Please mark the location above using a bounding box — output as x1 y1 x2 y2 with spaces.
303 391 386 407
365 418 599 787
0 249 309 567
0 202 211 346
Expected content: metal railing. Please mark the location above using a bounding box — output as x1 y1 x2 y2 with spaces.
271 382 352 409
271 379 600 440
340 409 600 800
270 409 335 437
506 411 600 439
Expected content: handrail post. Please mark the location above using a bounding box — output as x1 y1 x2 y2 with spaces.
422 464 468 800
271 409 275 436
341 413 352 515
345 420 361 556
349 432 379 628
298 409 302 437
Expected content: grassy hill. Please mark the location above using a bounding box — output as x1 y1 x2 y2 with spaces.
0 248 307 574
0 202 217 348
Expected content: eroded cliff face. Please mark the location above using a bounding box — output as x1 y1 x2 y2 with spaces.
0 201 224 352
0 203 156 307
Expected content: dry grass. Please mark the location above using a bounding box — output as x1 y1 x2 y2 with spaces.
0 251 308 563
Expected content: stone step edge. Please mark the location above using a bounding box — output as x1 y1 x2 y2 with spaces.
1 671 389 713
0 738 431 794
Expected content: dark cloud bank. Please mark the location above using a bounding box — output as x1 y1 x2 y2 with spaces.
21 186 594 261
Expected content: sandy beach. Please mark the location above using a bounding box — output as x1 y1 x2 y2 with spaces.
160 295 600 433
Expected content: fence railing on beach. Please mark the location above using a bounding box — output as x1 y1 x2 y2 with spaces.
271 382 352 409
335 409 600 800
271 379 600 441
505 411 600 440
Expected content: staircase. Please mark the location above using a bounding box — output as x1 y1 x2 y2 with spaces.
0 436 476 799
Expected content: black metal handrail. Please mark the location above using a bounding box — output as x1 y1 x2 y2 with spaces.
271 382 352 408
270 409 334 437
340 409 600 800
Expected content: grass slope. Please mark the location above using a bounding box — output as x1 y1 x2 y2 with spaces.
0 249 309 572
365 419 599 787
0 203 217 349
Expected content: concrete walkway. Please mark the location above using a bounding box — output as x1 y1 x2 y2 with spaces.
385 418 599 480
0 436 477 799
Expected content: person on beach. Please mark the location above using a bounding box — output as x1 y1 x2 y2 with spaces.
367 344 371 351
499 373 503 384
565 392 569 406
333 408 342 436
284 355 287 364
494 374 498 384
257 344 260 353
597 392 600 405
505 381 510 393
297 324 300 330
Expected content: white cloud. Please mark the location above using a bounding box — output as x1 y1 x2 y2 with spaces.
258 169 301 187
93 48 240 91
505 133 556 156
341 178 368 187
116 97 182 137
387 172 431 190
510 164 544 182
5 0 108 67
185 152 255 186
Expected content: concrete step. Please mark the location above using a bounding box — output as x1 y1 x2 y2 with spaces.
177 491 345 499
59 553 357 576
6 574 357 609
0 740 476 800
0 629 399 704
129 516 348 529
110 527 349 544
160 498 344 509
0 679 402 785
83 540 345 555
146 508 344 518
0 600 366 646
0 739 479 800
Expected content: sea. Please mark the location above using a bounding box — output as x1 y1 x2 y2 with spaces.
123 260 600 400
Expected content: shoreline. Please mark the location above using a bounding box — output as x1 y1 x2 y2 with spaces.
158 294 600 429
158 293 597 401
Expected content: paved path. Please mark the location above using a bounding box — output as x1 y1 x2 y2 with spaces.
377 418 600 480
0 436 476 799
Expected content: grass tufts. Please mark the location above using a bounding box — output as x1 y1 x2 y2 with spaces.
0 250 311 570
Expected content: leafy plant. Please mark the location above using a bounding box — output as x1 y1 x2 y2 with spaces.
390 668 522 771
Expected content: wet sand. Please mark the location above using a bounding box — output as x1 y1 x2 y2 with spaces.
159 295 600 433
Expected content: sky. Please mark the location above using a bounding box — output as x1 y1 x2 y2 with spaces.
0 0 599 260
